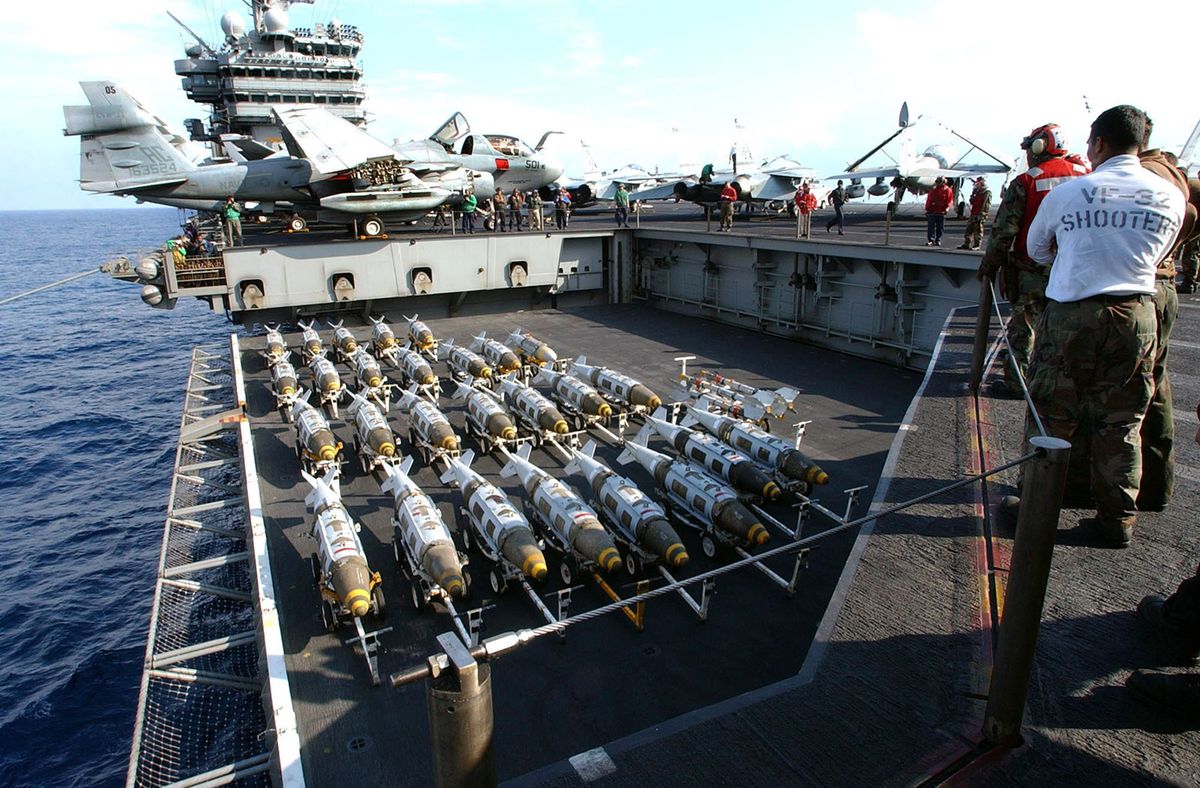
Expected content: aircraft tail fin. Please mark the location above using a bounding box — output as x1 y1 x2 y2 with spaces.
64 81 197 194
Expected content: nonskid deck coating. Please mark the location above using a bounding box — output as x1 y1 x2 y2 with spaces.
239 304 920 784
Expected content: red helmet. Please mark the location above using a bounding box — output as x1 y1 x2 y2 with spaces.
1021 124 1068 157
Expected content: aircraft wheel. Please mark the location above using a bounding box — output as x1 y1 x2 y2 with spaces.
460 525 473 552
309 553 321 585
362 215 385 237
489 566 508 595
372 585 387 620
461 570 473 600
288 214 307 232
410 579 425 611
885 201 896 218
956 201 966 220
320 599 338 633
559 555 577 585
701 534 718 559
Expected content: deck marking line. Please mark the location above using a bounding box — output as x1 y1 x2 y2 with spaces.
569 747 617 782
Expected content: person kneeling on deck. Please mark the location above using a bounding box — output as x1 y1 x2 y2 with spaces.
1014 105 1183 548
977 125 1088 400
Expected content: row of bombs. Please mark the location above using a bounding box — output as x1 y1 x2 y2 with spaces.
258 318 831 682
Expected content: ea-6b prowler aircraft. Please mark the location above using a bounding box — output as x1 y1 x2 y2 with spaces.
629 154 826 211
63 81 313 213
62 81 505 236
823 102 1012 216
392 112 565 197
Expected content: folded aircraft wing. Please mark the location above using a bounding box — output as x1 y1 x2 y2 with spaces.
752 174 803 202
908 164 1010 179
824 166 901 181
275 106 398 175
628 179 691 201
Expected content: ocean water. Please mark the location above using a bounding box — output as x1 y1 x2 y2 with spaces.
0 209 233 787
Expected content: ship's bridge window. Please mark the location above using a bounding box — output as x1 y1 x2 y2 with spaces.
314 95 328 104
282 95 296 103
281 69 294 79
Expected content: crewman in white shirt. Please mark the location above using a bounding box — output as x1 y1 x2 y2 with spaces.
1022 105 1184 547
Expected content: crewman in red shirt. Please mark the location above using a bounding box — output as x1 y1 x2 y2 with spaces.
924 176 954 245
794 182 817 238
719 182 738 231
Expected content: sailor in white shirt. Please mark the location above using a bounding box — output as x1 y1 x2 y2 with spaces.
1022 105 1184 547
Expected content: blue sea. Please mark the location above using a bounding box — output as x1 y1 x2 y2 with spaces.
0 209 234 787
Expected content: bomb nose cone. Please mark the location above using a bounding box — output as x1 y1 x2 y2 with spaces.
282 385 296 395
763 481 782 500
501 426 517 440
810 468 829 485
646 394 662 410
368 374 383 387
716 501 769 545
424 543 466 598
598 402 612 417
503 530 547 582
573 527 621 573
319 445 337 461
345 588 371 618
553 419 569 434
421 372 436 385
598 547 622 573
480 367 492 378
306 342 320 354
441 435 459 450
666 543 690 567
380 442 395 457
749 523 769 545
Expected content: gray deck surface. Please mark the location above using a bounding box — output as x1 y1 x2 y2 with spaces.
239 304 920 785
520 294 1200 786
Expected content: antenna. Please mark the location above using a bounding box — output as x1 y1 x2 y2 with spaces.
167 10 216 55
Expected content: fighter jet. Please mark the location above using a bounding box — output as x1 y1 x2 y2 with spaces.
823 102 1011 215
393 112 564 197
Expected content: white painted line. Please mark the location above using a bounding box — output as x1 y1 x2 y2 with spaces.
570 747 617 782
232 334 306 788
1170 338 1200 351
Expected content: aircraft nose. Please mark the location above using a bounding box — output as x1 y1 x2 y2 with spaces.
542 155 564 183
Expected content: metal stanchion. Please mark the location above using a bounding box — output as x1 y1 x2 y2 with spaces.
968 277 994 392
982 435 1071 748
706 205 712 233
426 632 495 787
796 210 802 239
883 208 893 246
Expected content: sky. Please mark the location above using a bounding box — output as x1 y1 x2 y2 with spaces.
5 0 1199 211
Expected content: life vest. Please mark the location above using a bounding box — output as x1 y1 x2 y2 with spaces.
1013 156 1089 261
969 188 989 216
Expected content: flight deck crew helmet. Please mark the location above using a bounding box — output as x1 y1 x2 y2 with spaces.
1021 124 1067 157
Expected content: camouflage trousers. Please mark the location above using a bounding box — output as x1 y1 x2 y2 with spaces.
1181 239 1200 283
1004 267 1049 389
1065 280 1177 509
963 215 985 248
1137 279 1177 508
1026 295 1157 527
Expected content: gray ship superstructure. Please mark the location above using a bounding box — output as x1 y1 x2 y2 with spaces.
174 0 365 149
